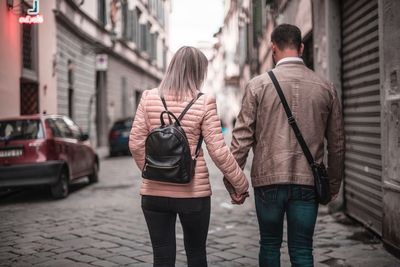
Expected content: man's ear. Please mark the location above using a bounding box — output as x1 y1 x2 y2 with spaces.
299 43 304 57
271 42 276 54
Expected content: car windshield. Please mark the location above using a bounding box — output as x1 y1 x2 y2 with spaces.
0 119 44 141
112 119 132 130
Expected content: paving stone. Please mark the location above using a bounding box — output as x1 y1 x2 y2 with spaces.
39 259 92 267
133 253 153 263
90 260 119 267
211 251 242 261
91 241 120 249
53 251 82 260
106 255 139 265
118 249 150 258
79 248 114 259
53 234 80 241
0 154 399 267
16 255 51 264
234 256 258 266
71 254 99 263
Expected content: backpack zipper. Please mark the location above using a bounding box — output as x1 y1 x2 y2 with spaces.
144 163 179 172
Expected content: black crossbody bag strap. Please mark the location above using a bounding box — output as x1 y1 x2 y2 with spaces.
267 71 315 166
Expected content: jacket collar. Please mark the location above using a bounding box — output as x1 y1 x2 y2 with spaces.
276 57 304 67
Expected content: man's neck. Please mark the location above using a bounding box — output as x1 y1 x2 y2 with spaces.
276 56 303 66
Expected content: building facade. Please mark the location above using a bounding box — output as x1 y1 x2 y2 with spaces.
0 0 170 146
206 0 250 129
314 0 400 255
216 0 400 256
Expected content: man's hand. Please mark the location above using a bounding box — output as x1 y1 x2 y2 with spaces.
230 192 249 205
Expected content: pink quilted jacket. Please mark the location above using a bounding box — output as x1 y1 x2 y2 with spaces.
129 88 249 198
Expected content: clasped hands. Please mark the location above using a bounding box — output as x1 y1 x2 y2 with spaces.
230 191 250 205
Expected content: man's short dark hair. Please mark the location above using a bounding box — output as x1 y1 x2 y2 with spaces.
271 24 302 50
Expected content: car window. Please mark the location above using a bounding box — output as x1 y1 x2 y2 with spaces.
46 119 62 138
0 119 44 140
53 118 74 139
63 117 82 139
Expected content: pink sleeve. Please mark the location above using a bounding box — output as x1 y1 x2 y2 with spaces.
129 91 149 170
201 95 249 195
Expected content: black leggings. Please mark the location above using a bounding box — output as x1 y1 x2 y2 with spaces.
141 196 211 267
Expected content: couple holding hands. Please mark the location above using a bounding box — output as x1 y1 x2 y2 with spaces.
129 24 345 267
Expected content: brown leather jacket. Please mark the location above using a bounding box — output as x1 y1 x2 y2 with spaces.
229 60 345 195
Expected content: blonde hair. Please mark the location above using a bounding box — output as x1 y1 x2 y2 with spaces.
159 46 208 100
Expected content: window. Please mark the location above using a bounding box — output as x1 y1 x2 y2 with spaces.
252 0 262 45
22 24 33 70
121 77 128 117
128 10 137 42
149 0 153 14
121 0 129 39
158 0 165 26
98 0 107 26
150 33 156 61
20 81 39 115
153 33 158 61
46 119 62 138
63 117 82 140
146 23 152 55
163 43 167 71
21 2 38 74
140 23 147 51
134 9 141 45
67 60 75 120
0 120 44 140
239 25 248 65
47 118 73 139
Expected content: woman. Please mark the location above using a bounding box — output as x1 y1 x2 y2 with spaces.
129 46 249 267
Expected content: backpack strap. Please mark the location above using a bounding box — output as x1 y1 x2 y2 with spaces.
267 71 315 166
194 135 203 160
161 92 204 159
179 93 204 159
178 93 204 121
160 96 173 124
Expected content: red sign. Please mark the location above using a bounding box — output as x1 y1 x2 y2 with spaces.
19 15 44 24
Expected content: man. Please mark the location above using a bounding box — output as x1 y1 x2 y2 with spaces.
228 24 345 266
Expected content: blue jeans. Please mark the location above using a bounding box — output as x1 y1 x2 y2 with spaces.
254 184 318 267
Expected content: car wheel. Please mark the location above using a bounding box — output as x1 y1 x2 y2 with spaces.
51 168 69 199
88 162 99 183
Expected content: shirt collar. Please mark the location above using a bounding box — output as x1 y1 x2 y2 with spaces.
276 57 304 66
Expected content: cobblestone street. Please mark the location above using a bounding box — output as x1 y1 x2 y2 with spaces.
0 151 399 267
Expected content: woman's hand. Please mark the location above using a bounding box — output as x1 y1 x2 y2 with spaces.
230 192 250 205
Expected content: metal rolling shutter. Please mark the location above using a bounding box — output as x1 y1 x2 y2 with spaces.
341 0 382 235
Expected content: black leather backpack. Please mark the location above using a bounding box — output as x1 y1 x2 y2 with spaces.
142 93 204 184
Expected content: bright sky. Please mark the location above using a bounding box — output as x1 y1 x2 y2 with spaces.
169 0 225 52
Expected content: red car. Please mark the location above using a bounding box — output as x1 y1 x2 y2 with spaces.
0 115 99 199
